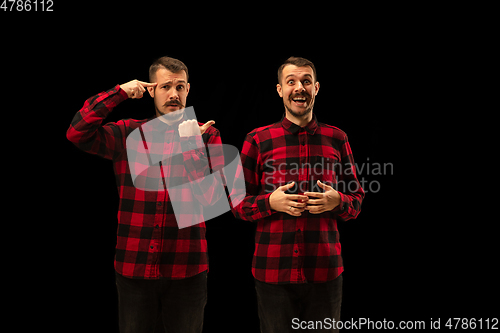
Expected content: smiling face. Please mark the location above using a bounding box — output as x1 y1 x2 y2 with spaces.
277 64 320 121
147 67 190 117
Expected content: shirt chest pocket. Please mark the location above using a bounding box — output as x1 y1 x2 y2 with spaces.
309 153 341 186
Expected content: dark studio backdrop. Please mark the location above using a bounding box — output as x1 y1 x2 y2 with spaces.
4 3 497 332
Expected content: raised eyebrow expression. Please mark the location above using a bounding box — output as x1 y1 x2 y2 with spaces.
159 80 187 90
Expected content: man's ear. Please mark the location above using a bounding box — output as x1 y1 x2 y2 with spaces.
276 83 283 97
314 81 320 96
186 83 190 95
148 86 155 98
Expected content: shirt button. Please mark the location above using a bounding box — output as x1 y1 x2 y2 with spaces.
157 202 163 206
297 229 301 232
294 249 298 253
150 245 154 249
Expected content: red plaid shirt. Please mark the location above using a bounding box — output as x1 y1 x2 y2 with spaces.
232 115 365 284
67 85 223 279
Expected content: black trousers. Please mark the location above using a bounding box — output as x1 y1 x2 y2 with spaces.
115 271 207 333
254 274 343 333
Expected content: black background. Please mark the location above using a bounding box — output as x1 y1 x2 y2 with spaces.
2 2 497 332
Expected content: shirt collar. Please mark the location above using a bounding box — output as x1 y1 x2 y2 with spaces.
149 111 189 132
281 113 318 135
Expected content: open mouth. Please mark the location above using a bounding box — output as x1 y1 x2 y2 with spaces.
291 96 308 107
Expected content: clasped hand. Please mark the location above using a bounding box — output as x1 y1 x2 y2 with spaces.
269 180 341 216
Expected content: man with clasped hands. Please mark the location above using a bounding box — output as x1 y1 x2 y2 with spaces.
232 57 365 333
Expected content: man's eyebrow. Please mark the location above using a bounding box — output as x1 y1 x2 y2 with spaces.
160 80 187 85
285 73 313 80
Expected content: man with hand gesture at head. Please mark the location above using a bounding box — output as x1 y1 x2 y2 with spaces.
67 56 220 333
232 57 365 333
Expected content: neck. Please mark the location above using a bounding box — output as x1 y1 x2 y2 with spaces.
285 110 313 127
156 108 185 125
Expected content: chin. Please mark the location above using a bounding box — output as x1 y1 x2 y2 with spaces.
293 108 308 115
287 106 312 118
158 108 179 115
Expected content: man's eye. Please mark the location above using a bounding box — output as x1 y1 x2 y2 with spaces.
287 80 294 85
177 85 184 90
304 80 311 84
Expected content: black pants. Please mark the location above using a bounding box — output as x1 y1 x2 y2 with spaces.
115 271 207 333
254 274 343 333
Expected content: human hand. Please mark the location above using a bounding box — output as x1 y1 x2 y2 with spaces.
178 119 215 137
269 182 309 216
119 79 157 99
304 180 341 214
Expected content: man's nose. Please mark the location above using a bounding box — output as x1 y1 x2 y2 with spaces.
294 81 305 93
169 90 179 100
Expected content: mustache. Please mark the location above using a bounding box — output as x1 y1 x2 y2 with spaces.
290 92 310 99
163 100 184 108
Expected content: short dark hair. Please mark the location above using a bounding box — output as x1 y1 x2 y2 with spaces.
277 56 317 84
149 56 189 82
